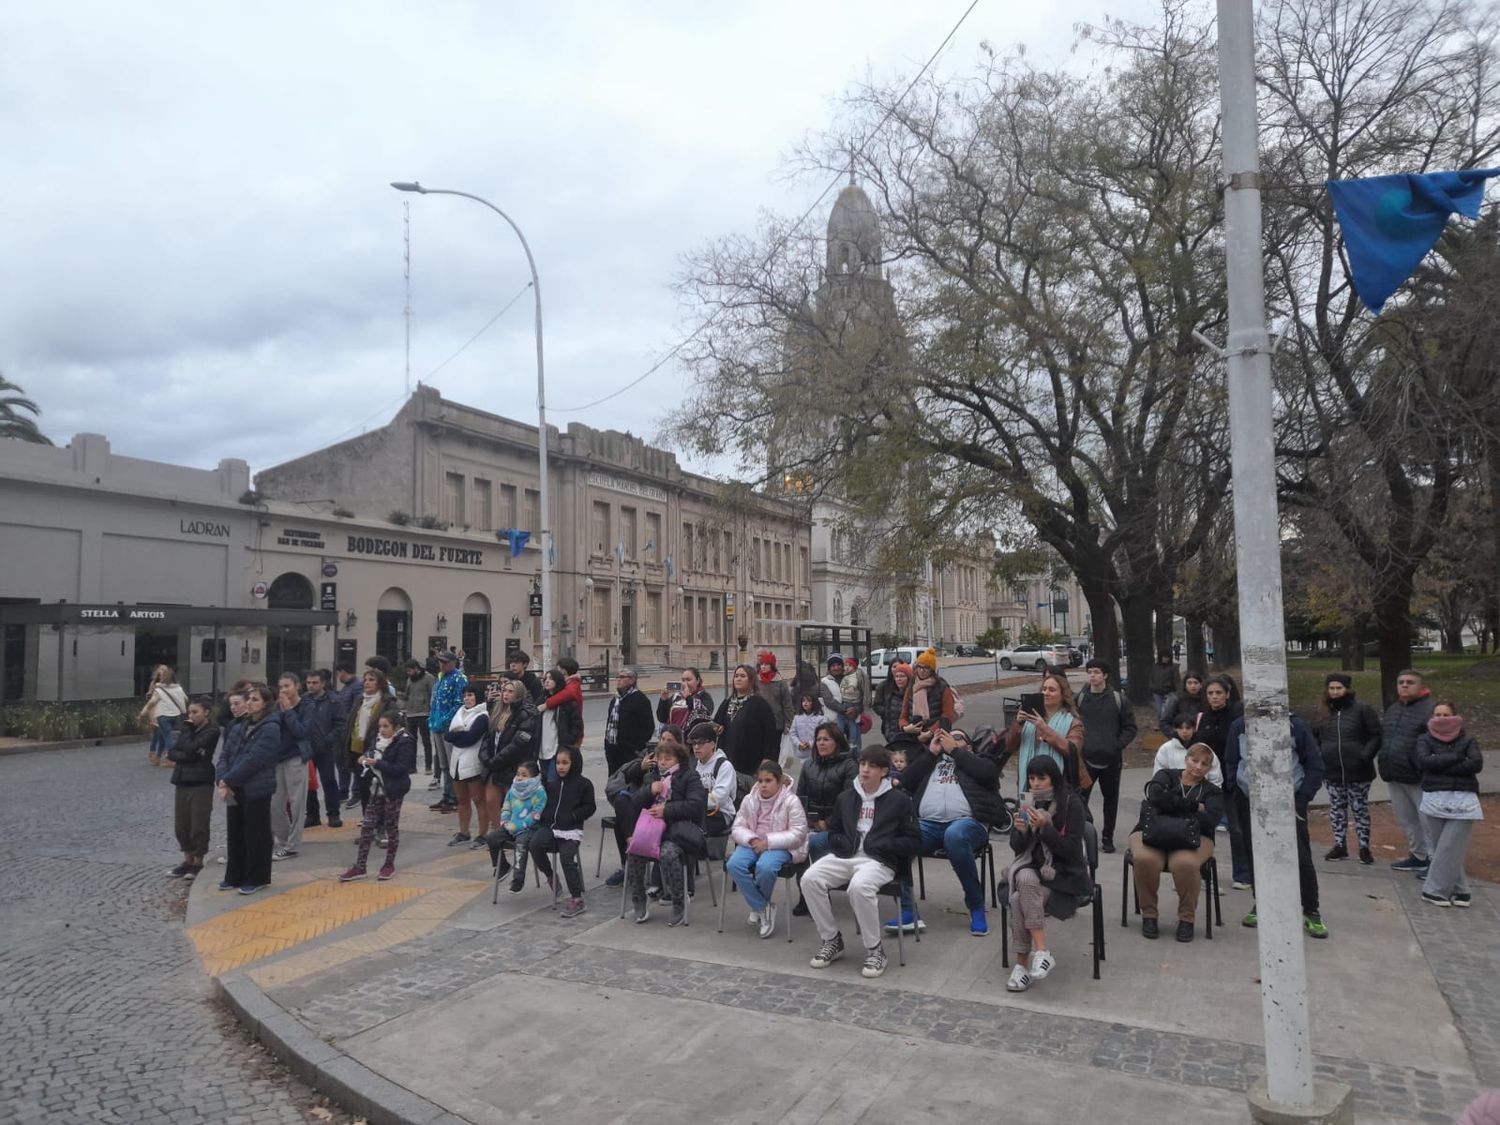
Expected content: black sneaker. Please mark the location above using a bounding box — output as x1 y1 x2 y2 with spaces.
167 863 190 878
181 864 202 881
1100 836 1116 854
1324 844 1348 861
1452 893 1472 908
328 818 343 828
1175 921 1195 943
1358 846 1373 865
810 933 845 969
1420 891 1452 907
792 896 811 918
1141 917 1159 939
447 832 471 847
1391 855 1428 872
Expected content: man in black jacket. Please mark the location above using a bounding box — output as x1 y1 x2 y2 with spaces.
504 650 546 705
1077 660 1138 853
801 745 920 980
1380 670 1437 873
302 669 343 829
604 668 654 774
887 727 1002 937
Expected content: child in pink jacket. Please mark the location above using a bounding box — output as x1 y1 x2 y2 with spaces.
728 760 810 938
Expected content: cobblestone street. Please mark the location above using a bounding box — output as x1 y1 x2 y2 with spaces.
0 743 352 1125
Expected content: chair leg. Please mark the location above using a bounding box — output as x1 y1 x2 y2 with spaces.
893 890 906 967
595 820 606 878
492 847 503 905
986 846 999 909
1092 887 1104 979
911 898 921 944
1120 852 1131 927
1212 857 1224 926
916 854 926 901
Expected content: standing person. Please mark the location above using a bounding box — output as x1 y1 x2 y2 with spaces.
166 697 219 880
790 693 824 764
688 720 739 840
1077 659 1137 853
539 666 583 778
529 745 596 917
820 656 850 732
504 649 546 705
339 710 416 881
1380 669 1437 875
756 651 795 755
727 760 809 938
802 745 920 980
1191 675 1246 886
839 655 870 750
791 660 821 705
482 679 539 843
330 661 362 802
1312 672 1382 864
1158 672 1205 738
624 738 708 927
897 650 958 748
1004 755 1089 993
400 659 434 777
427 650 467 813
1149 652 1181 720
791 721 858 915
1002 670 1087 795
1128 744 1222 941
713 664 780 776
342 670 388 815
1224 712 1328 938
604 667 654 775
302 670 342 829
216 683 281 895
656 667 714 733
1414 702 1484 907
444 686 490 847
271 672 313 861
876 663 912 743
143 665 189 768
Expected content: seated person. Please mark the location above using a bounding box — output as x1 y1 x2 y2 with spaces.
624 738 707 927
1005 756 1089 994
1128 743 1223 941
486 760 547 892
885 726 1002 937
1152 715 1224 785
528 745 596 918
802 746 920 981
604 727 678 887
727 760 810 938
688 720 739 838
791 722 858 916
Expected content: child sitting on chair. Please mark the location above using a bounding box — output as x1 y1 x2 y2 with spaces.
486 760 548 892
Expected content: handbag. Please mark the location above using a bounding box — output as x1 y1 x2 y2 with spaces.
1139 799 1199 851
626 808 665 859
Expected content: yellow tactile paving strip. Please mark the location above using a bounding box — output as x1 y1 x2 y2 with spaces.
189 879 427 976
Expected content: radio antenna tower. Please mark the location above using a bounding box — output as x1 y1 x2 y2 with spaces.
403 200 413 394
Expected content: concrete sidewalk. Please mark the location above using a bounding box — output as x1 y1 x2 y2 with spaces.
186 689 1498 1125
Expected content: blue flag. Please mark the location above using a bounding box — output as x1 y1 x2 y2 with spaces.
495 528 530 558
1327 168 1500 312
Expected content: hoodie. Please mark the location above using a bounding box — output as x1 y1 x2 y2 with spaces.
695 748 738 821
730 783 810 861
1223 715 1324 805
1151 737 1224 786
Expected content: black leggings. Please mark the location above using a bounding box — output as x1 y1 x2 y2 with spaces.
1082 760 1122 841
406 716 433 770
530 827 584 897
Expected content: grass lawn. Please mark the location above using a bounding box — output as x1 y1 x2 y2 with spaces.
1285 652 1500 743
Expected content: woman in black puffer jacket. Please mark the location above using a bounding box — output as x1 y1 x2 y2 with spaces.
1310 673 1382 864
167 697 220 880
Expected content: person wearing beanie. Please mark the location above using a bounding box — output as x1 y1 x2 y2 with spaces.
1311 672 1382 864
755 650 795 755
820 655 857 748
1413 701 1483 907
914 648 939 672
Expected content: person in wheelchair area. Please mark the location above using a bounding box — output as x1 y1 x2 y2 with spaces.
1005 756 1089 993
1128 743 1222 942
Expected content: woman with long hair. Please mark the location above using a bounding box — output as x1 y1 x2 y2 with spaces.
1003 670 1088 795
444 685 490 848
216 682 282 895
876 663 912 742
343 669 389 814
1005 755 1089 993
713 663 779 776
657 666 714 732
484 678 539 834
144 664 189 767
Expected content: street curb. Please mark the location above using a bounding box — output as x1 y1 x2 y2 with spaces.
214 974 470 1125
0 733 143 757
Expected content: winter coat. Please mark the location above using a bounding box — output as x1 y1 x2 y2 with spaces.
731 783 810 862
342 692 385 761
1379 693 1436 785
1133 767 1224 843
218 711 282 801
538 772 597 832
1223 715 1325 805
1191 701 1241 761
656 688 714 732
758 676 794 732
167 721 220 787
445 707 490 782
877 681 908 741
713 692 779 776
483 696 540 792
402 672 433 717
627 765 709 858
898 676 958 732
302 691 340 756
1077 687 1138 771
499 781 548 833
545 677 585 749
365 728 417 800
506 669 545 706
428 669 469 734
1158 690 1204 738
899 743 1004 828
1312 695 1382 786
797 748 858 825
1148 662 1181 696
1414 730 1484 795
1009 789 1091 907
276 696 315 763
606 688 655 759
827 781 920 871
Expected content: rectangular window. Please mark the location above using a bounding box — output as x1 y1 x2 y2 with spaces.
682 523 694 572
473 479 493 531
592 502 611 556
710 529 721 573
591 586 611 642
645 512 661 562
646 591 662 641
523 488 539 533
620 506 637 560
500 484 518 529
722 531 733 574
710 597 721 643
697 596 708 643
800 546 809 587
443 472 465 526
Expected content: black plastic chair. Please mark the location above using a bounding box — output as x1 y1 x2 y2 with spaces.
717 857 809 942
917 841 999 908
491 838 549 906
998 821 1105 980
595 815 617 877
1120 845 1223 938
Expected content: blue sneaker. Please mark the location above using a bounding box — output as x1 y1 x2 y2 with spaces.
969 908 989 936
1391 855 1429 872
882 909 928 935
216 881 236 891
605 868 625 888
238 884 264 896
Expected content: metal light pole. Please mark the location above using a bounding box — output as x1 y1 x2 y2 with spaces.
1212 5 1350 1120
390 181 554 673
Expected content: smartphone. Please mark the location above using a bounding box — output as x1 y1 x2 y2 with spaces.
666 680 682 693
1020 790 1035 809
1019 692 1044 715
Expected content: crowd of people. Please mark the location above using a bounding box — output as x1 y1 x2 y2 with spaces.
152 646 1485 987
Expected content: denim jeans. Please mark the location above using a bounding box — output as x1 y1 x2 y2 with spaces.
726 846 793 912
156 715 179 756
840 715 862 751
806 829 832 864
901 817 988 912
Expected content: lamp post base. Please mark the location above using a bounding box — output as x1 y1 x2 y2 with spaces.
1247 1080 1354 1125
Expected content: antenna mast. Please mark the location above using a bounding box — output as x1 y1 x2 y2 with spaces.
403 200 413 394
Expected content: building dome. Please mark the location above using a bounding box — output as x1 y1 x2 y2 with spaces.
826 183 881 277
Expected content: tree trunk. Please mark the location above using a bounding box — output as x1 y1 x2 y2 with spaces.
1154 602 1174 656
1210 617 1241 671
1118 591 1156 704
1079 578 1119 681
1185 616 1207 674
1337 625 1366 672
1373 585 1416 708
1442 622 1466 654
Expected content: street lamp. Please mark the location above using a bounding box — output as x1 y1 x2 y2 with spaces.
391 180 554 672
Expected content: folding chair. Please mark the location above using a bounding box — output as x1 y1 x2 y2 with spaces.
491 837 546 905
717 856 808 942
1121 846 1223 938
916 839 999 908
999 821 1105 980
595 815 617 877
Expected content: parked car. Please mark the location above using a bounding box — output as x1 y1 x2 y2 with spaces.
867 646 922 685
993 643 1072 671
950 643 991 657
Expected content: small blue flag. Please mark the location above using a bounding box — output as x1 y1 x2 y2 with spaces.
1327 168 1500 312
495 528 530 558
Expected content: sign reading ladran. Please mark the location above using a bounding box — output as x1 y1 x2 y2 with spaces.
345 536 483 567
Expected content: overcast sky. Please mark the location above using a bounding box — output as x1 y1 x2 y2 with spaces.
2 0 1158 478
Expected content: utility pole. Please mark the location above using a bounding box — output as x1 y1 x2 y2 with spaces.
403 201 413 395
1214 2 1351 1120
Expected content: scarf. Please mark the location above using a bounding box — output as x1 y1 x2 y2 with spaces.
350 692 379 755
1427 715 1464 742
511 775 542 800
757 652 777 684
450 702 486 732
1008 795 1059 884
373 731 394 753
655 764 678 807
1017 710 1074 794
605 687 637 746
725 694 746 722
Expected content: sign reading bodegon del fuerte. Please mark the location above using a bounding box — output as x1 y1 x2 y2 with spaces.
271 527 485 567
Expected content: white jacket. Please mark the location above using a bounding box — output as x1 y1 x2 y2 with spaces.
730 782 810 862
1152 737 1224 787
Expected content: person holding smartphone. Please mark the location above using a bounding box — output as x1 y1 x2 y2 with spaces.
603 730 671 887
656 667 713 732
897 650 956 745
1003 671 1087 796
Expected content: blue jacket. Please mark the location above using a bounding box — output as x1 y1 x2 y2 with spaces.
334 676 363 723
277 696 314 762
429 670 468 733
1223 715 1324 805
303 690 340 756
219 712 283 801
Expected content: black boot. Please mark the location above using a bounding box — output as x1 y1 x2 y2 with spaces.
792 895 810 917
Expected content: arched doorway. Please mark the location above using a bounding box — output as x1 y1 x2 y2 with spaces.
267 572 314 684
462 592 491 675
376 587 412 666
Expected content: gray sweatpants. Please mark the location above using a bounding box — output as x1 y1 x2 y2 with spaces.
271 757 309 852
1420 815 1473 898
1388 782 1431 861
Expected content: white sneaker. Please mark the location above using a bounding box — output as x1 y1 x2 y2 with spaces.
758 903 777 939
746 911 761 928
1029 950 1055 980
1005 963 1031 992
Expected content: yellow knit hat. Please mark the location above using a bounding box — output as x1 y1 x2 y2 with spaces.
915 648 939 670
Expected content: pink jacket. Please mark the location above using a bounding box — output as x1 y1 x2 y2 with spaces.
731 783 810 862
